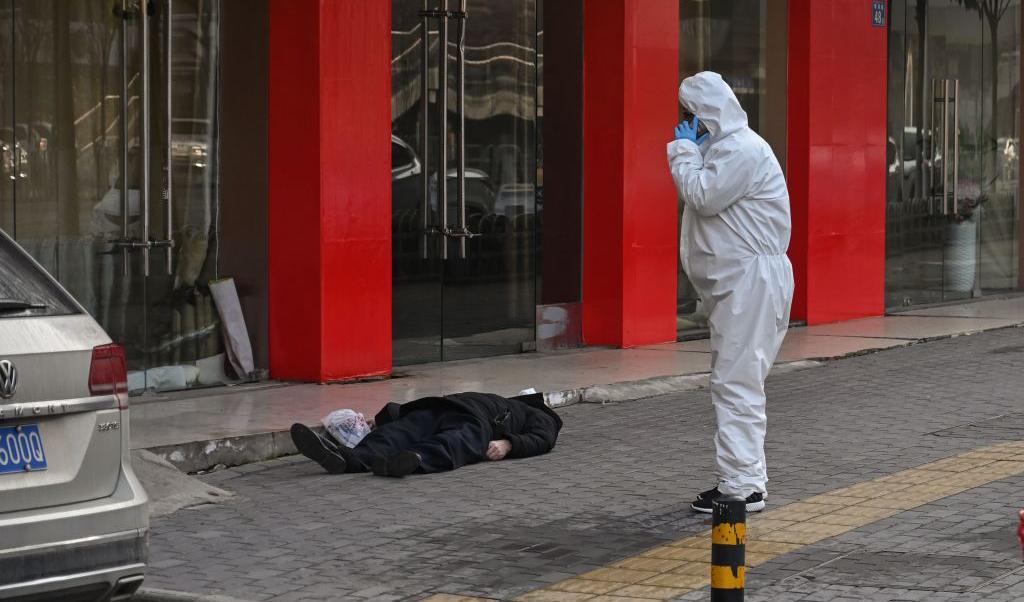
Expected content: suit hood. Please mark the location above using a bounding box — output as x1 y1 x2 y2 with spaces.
678 71 748 140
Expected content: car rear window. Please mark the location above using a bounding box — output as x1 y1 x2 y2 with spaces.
0 230 80 318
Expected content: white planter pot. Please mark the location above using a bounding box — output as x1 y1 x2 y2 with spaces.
944 217 977 293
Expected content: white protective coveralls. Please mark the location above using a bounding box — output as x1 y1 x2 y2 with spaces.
667 72 794 498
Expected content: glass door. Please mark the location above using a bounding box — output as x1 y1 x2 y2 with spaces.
887 0 1021 308
139 0 223 391
7 0 150 369
3 0 223 392
391 0 538 366
0 2 13 234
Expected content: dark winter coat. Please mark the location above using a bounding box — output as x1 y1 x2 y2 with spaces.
373 392 562 459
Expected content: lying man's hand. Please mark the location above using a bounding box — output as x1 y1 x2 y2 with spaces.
487 439 512 461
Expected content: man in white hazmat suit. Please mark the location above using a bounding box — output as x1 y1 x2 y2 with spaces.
667 71 794 513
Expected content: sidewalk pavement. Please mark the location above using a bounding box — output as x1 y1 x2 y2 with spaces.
131 297 1024 472
141 321 1024 601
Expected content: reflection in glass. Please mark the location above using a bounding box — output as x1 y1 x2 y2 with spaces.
10 0 146 354
677 0 780 334
886 0 1020 308
0 1 12 234
3 1 224 392
979 1 1021 294
142 0 223 390
392 0 538 365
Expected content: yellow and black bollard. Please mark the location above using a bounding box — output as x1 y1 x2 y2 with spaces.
711 498 746 601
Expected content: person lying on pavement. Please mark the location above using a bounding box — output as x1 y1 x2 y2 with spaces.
289 391 562 478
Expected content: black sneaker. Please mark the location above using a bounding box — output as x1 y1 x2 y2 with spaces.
290 423 348 474
690 486 766 514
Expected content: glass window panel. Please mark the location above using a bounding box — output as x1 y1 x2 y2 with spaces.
978 0 1020 293
677 0 786 334
4 0 224 392
391 0 538 365
886 0 1020 307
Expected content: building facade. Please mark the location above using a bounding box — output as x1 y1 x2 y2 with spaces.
0 0 1019 390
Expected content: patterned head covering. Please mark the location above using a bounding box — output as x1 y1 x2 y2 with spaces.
321 409 372 448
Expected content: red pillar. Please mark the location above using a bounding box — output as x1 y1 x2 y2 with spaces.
787 0 888 324
268 1 392 381
582 0 679 347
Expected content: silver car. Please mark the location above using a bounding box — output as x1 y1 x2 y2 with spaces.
0 229 148 601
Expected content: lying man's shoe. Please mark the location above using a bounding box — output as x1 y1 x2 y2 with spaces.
371 451 422 478
290 423 348 474
690 486 766 514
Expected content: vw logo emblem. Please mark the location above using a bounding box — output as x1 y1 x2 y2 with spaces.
0 360 17 400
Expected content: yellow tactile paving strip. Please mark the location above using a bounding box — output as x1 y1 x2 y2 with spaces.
504 440 1024 602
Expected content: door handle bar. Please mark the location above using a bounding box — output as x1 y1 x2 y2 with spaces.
929 78 935 215
141 0 151 276
118 0 131 275
942 78 950 216
420 0 431 259
454 0 468 259
952 79 959 217
418 1 476 261
161 0 175 275
437 0 448 260
110 0 173 275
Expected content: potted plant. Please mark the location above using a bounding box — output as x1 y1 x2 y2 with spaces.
944 193 987 293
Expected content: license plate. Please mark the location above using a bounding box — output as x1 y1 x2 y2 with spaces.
0 424 47 474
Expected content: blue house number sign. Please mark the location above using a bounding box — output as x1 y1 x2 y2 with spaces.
872 1 886 27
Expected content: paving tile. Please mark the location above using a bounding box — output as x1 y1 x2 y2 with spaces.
806 510 899 527
143 328 1024 602
577 568 659 585
611 558 685 573
919 457 997 473
516 592 595 602
639 573 710 589
901 298 1024 320
667 562 711 577
546 580 623 595
606 584 688 600
641 547 711 562
802 315 1019 340
667 536 710 549
755 523 851 545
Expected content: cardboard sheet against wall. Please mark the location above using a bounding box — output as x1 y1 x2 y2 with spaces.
210 278 256 379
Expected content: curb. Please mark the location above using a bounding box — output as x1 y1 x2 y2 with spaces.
548 359 822 408
145 429 301 475
133 587 256 602
143 360 823 474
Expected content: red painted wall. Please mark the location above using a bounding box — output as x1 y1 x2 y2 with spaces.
787 0 888 324
582 0 679 347
268 1 392 381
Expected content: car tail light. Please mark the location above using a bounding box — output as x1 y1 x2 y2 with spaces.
89 344 129 410
1018 509 1024 558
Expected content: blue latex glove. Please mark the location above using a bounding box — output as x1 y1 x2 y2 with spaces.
674 117 709 145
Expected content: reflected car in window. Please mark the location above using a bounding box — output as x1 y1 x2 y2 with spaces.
392 135 422 181
170 118 212 169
